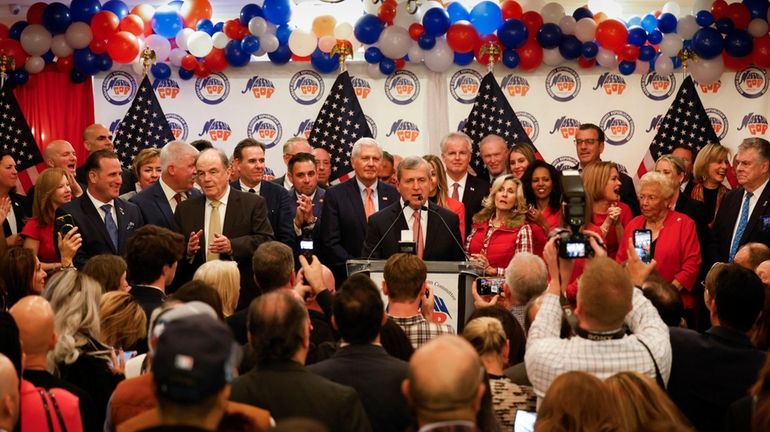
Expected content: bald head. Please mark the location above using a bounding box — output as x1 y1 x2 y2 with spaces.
757 260 770 286
9 296 55 357
0 354 19 430
44 140 77 174
83 123 114 154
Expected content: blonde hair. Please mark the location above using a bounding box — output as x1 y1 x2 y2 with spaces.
582 161 618 223
577 257 633 329
99 291 147 350
423 154 450 208
31 168 68 226
536 371 621 432
693 143 730 182
508 142 537 170
472 175 527 228
193 260 240 316
462 316 507 356
639 171 675 200
605 371 691 431
131 148 160 179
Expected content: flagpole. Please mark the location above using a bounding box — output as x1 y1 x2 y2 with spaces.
0 55 14 89
140 47 157 76
677 47 696 80
331 40 353 74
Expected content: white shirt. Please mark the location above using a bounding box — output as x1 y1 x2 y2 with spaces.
239 180 261 195
5 200 17 235
86 190 117 226
204 186 229 257
446 173 468 201
159 178 182 214
402 200 427 243
357 178 381 213
730 178 769 248
282 175 293 191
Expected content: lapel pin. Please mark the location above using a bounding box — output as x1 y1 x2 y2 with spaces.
470 187 475 192
383 196 389 201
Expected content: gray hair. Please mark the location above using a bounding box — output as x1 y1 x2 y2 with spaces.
160 140 199 171
739 137 770 163
439 132 473 154
479 134 507 151
639 171 675 200
505 252 547 304
351 137 382 159
196 147 230 168
397 156 431 181
282 136 311 155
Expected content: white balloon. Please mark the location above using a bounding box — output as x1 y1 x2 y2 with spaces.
259 34 279 53
288 30 318 57
20 24 52 57
25 56 45 74
65 22 91 50
186 31 213 57
690 56 724 84
379 25 412 59
541 2 565 24
50 34 72 58
175 28 193 51
423 38 454 72
655 55 674 76
692 0 713 14
334 23 354 41
660 33 683 57
169 48 186 67
407 44 424 64
574 18 597 43
265 23 277 35
662 2 681 17
393 1 418 29
596 47 618 69
132 61 144 76
749 18 769 38
559 16 577 35
677 15 699 40
520 0 545 13
145 34 172 61
212 32 230 49
364 0 379 15
542 47 565 66
249 17 268 37
636 59 650 75
367 62 384 79
318 35 336 53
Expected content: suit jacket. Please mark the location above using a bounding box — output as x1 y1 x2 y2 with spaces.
320 179 399 282
619 171 641 216
271 174 288 189
708 184 770 264
4 191 31 235
288 187 326 259
129 285 166 323
129 181 201 231
174 188 274 308
56 194 143 268
76 165 135 195
361 201 466 261
231 360 372 432
231 180 295 250
308 344 412 432
459 175 489 237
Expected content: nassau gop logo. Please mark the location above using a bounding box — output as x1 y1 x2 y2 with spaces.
593 72 626 95
241 75 275 99
516 111 539 142
698 80 722 94
351 76 373 99
289 70 324 105
706 108 729 140
645 115 663 133
153 78 180 99
248 114 283 148
641 72 676 101
198 118 231 142
294 119 314 139
166 114 189 141
365 115 378 139
194 73 230 105
500 74 530 96
549 116 580 139
449 69 482 104
385 119 420 142
545 67 580 102
600 110 635 145
385 70 420 105
102 71 137 106
552 156 579 171
737 112 769 135
735 67 769 99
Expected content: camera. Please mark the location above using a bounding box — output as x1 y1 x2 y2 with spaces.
300 227 314 263
476 277 504 296
556 170 593 259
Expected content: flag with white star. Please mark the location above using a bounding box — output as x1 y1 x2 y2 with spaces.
461 72 534 179
308 71 371 184
0 83 45 193
112 75 175 167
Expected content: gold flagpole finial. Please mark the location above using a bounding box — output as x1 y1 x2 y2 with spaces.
480 41 501 73
0 55 15 88
331 40 354 73
677 48 696 78
140 48 157 76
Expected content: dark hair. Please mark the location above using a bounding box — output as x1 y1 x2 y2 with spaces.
82 254 127 292
251 241 294 292
333 274 383 344
0 312 21 379
642 274 683 327
84 149 119 174
380 318 414 361
715 264 766 332
467 304 526 366
382 151 394 165
288 152 316 174
170 280 225 321
232 138 265 161
248 290 308 364
0 247 37 308
670 143 694 157
578 123 605 143
520 160 563 212
126 225 184 285
189 139 213 152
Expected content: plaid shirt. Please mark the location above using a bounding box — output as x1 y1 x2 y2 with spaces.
391 315 455 349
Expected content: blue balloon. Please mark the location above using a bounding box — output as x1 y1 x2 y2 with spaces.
559 35 581 60
536 23 562 49
641 14 658 33
70 69 85 83
422 8 450 37
267 44 292 64
618 60 636 75
418 34 436 50
470 1 503 36
8 21 27 40
102 0 128 20
42 50 55 64
263 0 291 25
447 2 470 24
225 39 251 67
354 15 385 45
745 0 770 20
454 51 475 65
241 35 260 54
9 70 28 86
725 29 753 57
152 8 183 38
97 53 112 71
657 13 677 33
647 29 663 44
581 41 598 58
379 58 395 75
73 48 98 75
638 45 656 61
626 15 642 27
364 46 383 64
716 17 734 34
498 19 528 49
572 7 593 21
696 10 714 27
178 67 194 80
240 4 263 25
70 0 101 23
213 22 224 33
627 26 647 46
197 19 214 35
502 48 519 68
43 3 72 34
692 27 724 59
151 63 171 80
311 48 338 74
276 25 293 45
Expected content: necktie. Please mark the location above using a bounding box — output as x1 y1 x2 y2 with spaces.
207 200 222 262
101 204 118 250
364 187 375 219
248 188 256 194
729 192 753 262
172 193 183 205
451 182 460 201
413 210 424 258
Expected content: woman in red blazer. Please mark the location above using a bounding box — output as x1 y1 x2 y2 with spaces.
424 155 466 239
465 174 546 276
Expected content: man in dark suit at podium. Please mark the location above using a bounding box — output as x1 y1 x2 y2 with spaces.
441 132 489 236
361 157 465 262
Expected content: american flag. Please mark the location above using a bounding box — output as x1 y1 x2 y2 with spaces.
308 71 371 184
0 83 45 193
112 75 175 167
461 72 534 180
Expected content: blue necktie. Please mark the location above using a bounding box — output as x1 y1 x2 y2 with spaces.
101 204 118 250
729 192 753 262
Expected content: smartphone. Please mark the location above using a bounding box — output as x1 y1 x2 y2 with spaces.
633 229 653 264
300 239 314 263
476 277 504 296
514 410 537 432
123 350 137 362
54 214 75 236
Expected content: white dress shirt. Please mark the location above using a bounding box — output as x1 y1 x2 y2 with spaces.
446 173 468 201
203 186 229 257
86 190 117 226
159 178 182 214
402 200 427 243
239 180 261 195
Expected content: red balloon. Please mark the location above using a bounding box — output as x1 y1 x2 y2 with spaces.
56 55 73 72
120 14 144 36
223 20 242 40
131 4 155 36
447 23 479 54
712 0 728 20
753 35 770 68
0 23 8 40
409 23 424 41
26 2 47 25
378 0 398 24
474 35 499 65
501 1 523 20
596 19 628 53
91 11 120 41
203 48 227 72
395 58 405 69
723 51 752 70
90 38 108 54
181 54 198 70
620 44 639 62
517 39 543 70
107 31 140 64
726 3 751 29
593 12 608 23
291 54 311 62
181 0 213 29
521 11 543 39
0 39 25 69
577 56 596 69
237 26 250 40
194 62 209 77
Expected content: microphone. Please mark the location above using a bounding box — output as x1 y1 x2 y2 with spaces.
421 204 473 262
364 200 411 261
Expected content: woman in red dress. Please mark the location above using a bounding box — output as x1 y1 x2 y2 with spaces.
583 161 632 259
521 160 563 234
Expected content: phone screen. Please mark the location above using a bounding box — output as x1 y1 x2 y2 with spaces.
514 410 536 432
634 229 652 264
476 277 503 296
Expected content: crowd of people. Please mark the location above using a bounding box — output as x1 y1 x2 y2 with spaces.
1 120 770 432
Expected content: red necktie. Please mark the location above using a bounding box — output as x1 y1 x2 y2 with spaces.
364 187 375 219
413 210 424 258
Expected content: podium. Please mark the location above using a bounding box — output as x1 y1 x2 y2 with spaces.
347 260 480 333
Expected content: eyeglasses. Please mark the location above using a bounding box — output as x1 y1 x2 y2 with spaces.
575 139 599 145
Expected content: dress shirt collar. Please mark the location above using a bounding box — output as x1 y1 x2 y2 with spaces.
159 178 178 202
356 177 379 193
746 177 769 198
206 186 230 206
240 180 261 194
86 189 114 210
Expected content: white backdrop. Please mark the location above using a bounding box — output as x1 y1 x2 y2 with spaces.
93 61 770 177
